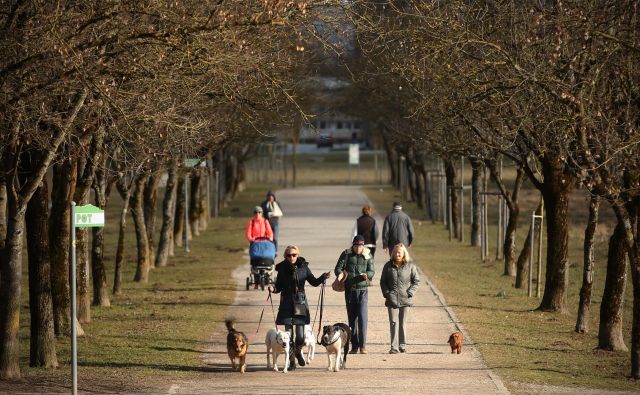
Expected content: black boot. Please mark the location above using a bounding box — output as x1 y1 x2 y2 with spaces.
288 345 297 370
289 354 297 370
295 349 306 367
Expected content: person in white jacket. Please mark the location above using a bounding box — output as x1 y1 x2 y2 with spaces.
261 190 284 250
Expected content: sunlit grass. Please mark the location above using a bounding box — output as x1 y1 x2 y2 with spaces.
364 186 636 393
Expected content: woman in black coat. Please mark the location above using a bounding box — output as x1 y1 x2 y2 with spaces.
270 245 329 369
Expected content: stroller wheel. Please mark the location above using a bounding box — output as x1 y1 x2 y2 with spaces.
245 277 250 291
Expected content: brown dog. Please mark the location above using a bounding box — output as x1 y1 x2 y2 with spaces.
448 332 463 354
226 319 249 373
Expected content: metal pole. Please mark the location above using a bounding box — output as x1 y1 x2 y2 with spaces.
448 187 453 241
70 202 78 395
214 170 219 218
460 188 464 243
496 196 502 260
536 201 545 298
184 174 190 253
528 211 535 297
206 161 211 219
460 158 465 243
480 194 484 259
484 193 489 259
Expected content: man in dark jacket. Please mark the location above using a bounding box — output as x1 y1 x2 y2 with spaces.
382 202 415 256
352 205 379 258
334 235 375 354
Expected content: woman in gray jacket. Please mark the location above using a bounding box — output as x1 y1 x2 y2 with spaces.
380 243 420 354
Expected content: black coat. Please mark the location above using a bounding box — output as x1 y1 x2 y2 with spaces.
273 257 325 325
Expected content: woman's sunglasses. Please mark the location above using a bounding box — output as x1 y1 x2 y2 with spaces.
286 253 298 258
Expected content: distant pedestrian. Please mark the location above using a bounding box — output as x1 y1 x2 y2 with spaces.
245 206 273 243
380 243 420 354
351 205 379 258
261 191 284 250
334 235 375 354
382 202 414 256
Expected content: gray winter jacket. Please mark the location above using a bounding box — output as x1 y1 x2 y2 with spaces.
382 209 414 249
379 260 420 308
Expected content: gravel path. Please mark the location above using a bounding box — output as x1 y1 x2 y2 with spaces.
167 185 509 394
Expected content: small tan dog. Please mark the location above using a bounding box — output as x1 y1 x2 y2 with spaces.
448 332 463 354
226 319 248 373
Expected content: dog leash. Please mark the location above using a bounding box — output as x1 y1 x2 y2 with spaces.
312 280 326 345
256 288 278 334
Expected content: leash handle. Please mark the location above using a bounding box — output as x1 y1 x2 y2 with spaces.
255 291 271 334
268 288 279 331
316 281 325 345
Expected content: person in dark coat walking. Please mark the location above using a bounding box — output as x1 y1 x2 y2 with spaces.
269 245 329 369
351 205 379 258
382 202 415 256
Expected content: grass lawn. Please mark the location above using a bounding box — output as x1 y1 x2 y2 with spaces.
363 185 638 393
2 184 271 393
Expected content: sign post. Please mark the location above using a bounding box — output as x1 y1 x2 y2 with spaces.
349 144 359 184
70 202 105 395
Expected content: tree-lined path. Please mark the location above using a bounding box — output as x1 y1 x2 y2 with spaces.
168 186 508 394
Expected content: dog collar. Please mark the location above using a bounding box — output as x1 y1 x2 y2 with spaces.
322 331 340 346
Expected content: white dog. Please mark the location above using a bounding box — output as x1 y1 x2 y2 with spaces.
320 323 350 372
265 328 291 373
302 324 316 365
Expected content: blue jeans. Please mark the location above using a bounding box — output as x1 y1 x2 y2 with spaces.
344 289 368 349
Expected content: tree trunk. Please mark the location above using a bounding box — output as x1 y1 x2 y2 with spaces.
156 164 178 267
113 184 132 295
515 220 532 289
75 225 91 324
49 160 76 336
131 174 151 282
609 201 640 377
26 178 58 368
73 129 104 324
197 169 209 232
505 202 521 278
174 176 185 247
538 158 573 312
469 157 482 247
0 179 6 287
0 180 6 251
0 199 26 379
515 201 542 288
597 219 628 350
189 170 201 237
91 166 110 307
143 170 161 266
0 89 86 379
445 159 459 239
576 195 600 333
382 135 398 186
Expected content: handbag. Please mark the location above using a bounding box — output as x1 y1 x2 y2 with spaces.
292 291 307 316
332 271 346 292
291 268 307 316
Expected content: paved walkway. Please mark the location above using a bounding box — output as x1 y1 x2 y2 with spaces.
168 186 509 394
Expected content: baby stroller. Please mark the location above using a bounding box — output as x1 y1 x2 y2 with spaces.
246 238 276 290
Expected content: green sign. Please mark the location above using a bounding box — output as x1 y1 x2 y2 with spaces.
184 159 201 167
75 204 105 228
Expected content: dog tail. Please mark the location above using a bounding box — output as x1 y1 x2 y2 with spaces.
343 327 351 368
225 318 235 331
